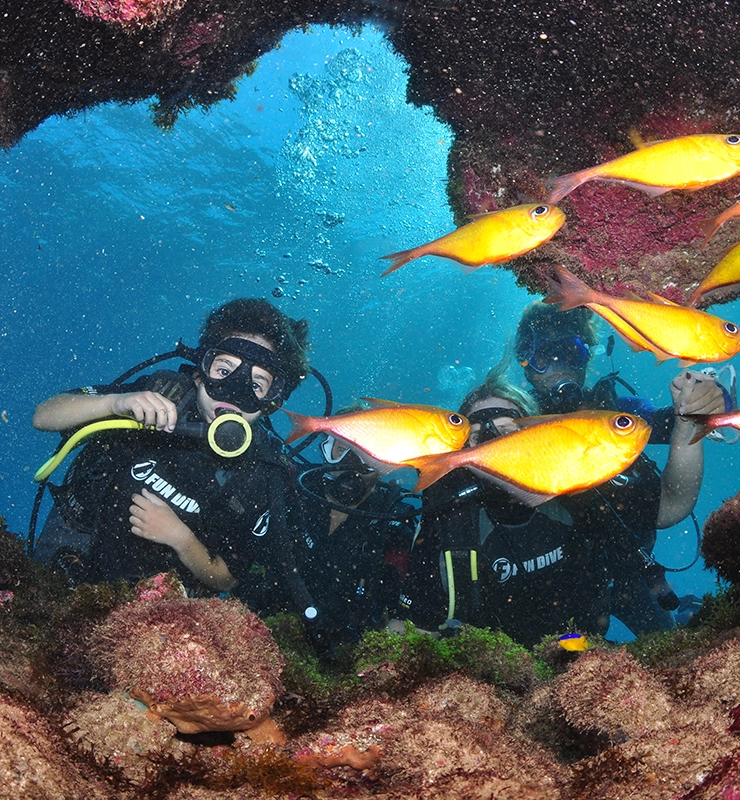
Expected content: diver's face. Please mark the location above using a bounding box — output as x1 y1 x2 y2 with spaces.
524 335 589 398
467 397 522 447
195 333 275 423
526 359 587 398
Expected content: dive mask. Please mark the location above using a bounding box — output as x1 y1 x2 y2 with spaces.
467 406 523 444
199 337 288 414
521 335 590 375
321 434 350 464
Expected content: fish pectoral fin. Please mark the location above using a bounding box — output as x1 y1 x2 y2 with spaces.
646 291 680 306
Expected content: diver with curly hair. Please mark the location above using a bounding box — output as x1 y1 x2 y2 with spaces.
32 298 322 631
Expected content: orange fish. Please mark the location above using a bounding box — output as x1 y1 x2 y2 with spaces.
380 203 565 276
689 242 740 306
404 410 650 502
697 201 740 248
681 409 740 445
282 398 469 473
545 266 740 364
549 134 740 204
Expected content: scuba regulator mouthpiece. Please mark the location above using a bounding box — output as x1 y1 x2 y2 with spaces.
174 410 253 458
547 379 585 413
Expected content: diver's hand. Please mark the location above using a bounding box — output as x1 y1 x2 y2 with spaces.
130 488 192 549
110 391 177 432
130 489 237 591
670 371 725 417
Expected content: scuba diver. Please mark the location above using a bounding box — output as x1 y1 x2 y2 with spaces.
290 404 419 645
514 301 730 634
401 363 616 648
31 298 325 640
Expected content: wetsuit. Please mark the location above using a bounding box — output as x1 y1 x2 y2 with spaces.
292 468 418 643
402 378 689 645
35 370 315 616
402 472 612 648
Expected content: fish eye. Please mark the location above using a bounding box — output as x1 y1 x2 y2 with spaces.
531 205 549 218
725 322 739 335
448 413 465 427
727 135 740 146
613 414 635 432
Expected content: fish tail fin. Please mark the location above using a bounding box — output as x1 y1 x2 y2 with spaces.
281 408 315 445
544 265 597 311
682 414 712 445
404 452 454 492
697 215 722 250
548 169 590 204
380 246 421 277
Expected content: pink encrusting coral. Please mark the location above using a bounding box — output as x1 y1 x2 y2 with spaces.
62 0 187 30
89 595 285 736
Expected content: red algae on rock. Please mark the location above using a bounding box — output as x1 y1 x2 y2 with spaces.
702 492 740 585
89 595 284 737
0 692 114 800
62 0 187 30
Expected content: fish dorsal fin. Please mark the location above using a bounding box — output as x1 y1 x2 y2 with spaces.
508 414 560 430
467 209 500 220
628 128 664 150
360 397 403 408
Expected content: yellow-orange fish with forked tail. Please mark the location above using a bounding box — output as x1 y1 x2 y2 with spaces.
282 399 469 473
403 410 651 502
689 242 740 306
545 265 740 365
380 203 565 276
697 201 740 248
549 134 740 204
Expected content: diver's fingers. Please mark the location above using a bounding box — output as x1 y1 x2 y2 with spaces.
683 389 726 415
110 391 177 430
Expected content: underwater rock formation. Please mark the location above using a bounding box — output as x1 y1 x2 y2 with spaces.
4 1 740 296
88 592 285 738
0 692 114 799
702 491 740 585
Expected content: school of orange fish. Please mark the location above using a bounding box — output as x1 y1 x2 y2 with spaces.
285 133 740 497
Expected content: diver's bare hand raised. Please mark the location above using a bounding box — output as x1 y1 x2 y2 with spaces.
670 371 725 417
110 391 177 432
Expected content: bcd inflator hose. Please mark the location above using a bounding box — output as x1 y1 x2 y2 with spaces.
34 413 252 482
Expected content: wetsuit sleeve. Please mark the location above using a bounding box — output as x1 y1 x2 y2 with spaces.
65 376 152 397
617 396 674 444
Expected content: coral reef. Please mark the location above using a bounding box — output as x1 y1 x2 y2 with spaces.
89 593 285 737
0 692 114 800
702 491 740 584
63 0 186 30
4 1 740 297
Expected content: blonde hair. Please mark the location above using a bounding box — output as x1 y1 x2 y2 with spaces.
459 354 539 417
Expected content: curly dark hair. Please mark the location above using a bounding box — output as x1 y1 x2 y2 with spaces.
199 298 310 398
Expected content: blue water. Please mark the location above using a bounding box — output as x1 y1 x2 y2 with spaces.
2 23 738 633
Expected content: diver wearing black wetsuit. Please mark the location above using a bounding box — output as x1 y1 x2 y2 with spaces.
33 299 320 630
40 371 305 600
291 442 418 644
403 470 612 648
